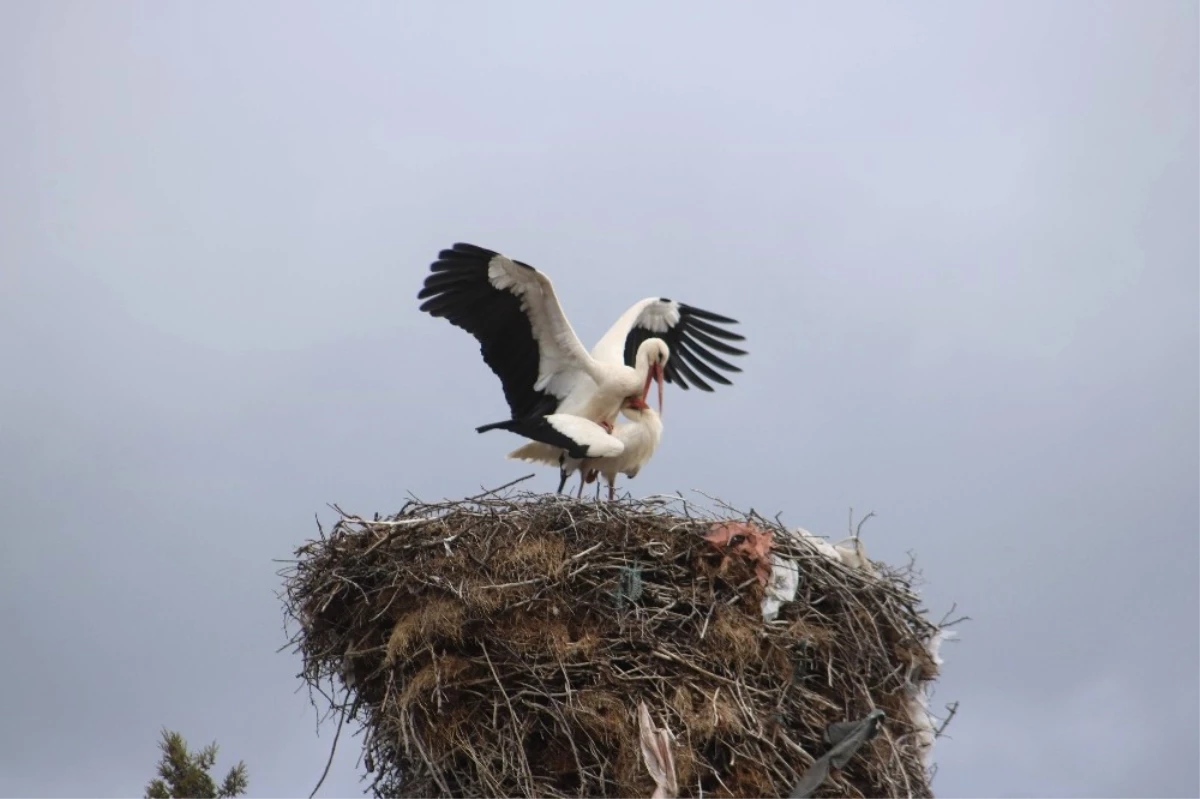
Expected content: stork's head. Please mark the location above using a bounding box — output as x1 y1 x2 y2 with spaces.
621 393 657 422
623 393 649 413
635 338 669 414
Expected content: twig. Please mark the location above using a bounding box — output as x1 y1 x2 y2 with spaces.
465 473 536 502
934 701 959 737
308 693 349 798
847 507 876 540
938 602 972 629
480 642 535 795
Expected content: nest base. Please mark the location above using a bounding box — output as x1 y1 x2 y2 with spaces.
282 491 945 798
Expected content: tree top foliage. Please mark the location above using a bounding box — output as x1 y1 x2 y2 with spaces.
145 728 248 799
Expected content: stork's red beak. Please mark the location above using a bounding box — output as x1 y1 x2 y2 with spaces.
657 363 664 415
641 363 665 415
625 395 649 411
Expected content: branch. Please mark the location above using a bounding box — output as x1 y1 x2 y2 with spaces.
934 701 959 737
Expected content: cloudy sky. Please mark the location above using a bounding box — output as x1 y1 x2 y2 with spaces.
1 2 1196 797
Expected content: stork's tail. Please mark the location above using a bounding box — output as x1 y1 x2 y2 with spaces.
507 440 563 467
474 415 623 461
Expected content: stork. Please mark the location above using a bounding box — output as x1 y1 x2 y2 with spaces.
511 395 663 500
581 399 663 501
417 243 746 483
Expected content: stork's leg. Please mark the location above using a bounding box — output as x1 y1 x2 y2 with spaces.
608 480 616 501
576 471 586 499
556 453 569 494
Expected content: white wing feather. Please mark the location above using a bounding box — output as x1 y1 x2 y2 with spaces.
487 255 597 400
507 440 563 466
590 297 680 365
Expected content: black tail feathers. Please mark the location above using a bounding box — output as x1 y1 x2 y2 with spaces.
474 415 590 460
475 419 517 434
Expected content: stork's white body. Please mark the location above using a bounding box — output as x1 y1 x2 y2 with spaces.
508 406 662 499
549 345 656 428
583 406 663 498
571 297 679 423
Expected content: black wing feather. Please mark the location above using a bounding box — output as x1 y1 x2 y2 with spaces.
685 326 749 359
686 317 746 342
673 340 733 386
669 350 712 391
679 306 740 324
621 301 747 392
417 242 558 420
678 337 742 373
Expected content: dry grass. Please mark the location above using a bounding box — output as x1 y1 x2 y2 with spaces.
281 488 948 798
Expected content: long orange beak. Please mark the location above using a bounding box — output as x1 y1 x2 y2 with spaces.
641 363 665 415
657 364 664 415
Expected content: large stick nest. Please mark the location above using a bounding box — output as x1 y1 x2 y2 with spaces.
281 489 947 798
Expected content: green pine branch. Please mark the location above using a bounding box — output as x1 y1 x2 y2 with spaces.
144 729 248 799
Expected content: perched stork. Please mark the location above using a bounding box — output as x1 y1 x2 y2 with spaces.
417 243 746 482
509 394 663 499
581 400 663 500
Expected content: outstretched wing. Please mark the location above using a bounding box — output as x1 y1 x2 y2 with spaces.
592 297 747 391
418 243 593 419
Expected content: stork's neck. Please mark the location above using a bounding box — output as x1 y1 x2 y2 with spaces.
633 345 654 382
574 349 620 389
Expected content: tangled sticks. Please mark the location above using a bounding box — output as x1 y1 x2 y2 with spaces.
281 489 949 798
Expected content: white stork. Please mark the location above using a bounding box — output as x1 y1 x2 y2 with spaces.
510 395 664 500
417 243 746 486
581 400 663 500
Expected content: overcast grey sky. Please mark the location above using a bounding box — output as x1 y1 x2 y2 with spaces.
1 2 1196 797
